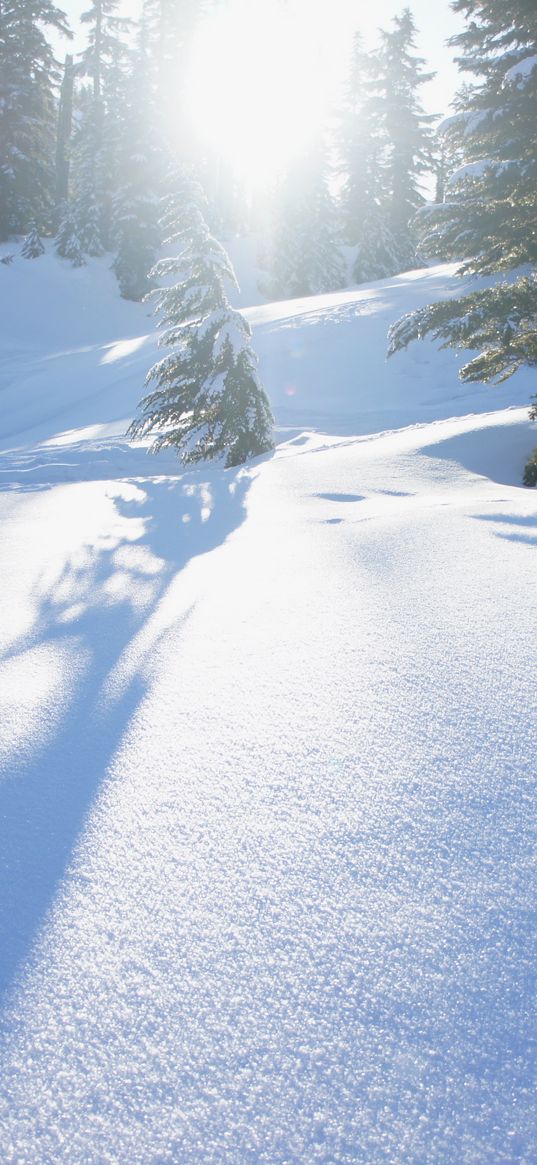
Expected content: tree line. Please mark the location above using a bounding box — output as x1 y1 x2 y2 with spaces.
0 2 439 298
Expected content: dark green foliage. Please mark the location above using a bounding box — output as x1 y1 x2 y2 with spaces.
389 276 537 383
129 176 274 467
418 3 537 278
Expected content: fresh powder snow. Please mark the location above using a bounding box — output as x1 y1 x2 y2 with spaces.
0 246 535 1165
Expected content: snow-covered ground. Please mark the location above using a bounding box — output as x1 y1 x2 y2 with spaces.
0 249 535 1164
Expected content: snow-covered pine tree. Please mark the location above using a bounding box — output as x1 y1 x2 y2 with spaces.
21 221 45 257
265 139 346 298
0 0 71 240
129 176 274 467
387 1 537 481
55 202 85 264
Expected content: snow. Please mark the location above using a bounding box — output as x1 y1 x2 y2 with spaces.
504 53 537 88
0 245 536 1165
447 158 516 186
437 109 489 137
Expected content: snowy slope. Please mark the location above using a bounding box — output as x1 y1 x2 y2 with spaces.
0 250 535 1165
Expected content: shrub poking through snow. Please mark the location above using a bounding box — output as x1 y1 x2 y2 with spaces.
129 175 274 468
523 448 537 486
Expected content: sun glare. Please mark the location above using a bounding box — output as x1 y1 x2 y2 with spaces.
187 1 331 190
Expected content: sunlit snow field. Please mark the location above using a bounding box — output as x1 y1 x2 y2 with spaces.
0 247 535 1164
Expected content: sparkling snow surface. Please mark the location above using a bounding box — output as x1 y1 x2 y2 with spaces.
0 251 535 1164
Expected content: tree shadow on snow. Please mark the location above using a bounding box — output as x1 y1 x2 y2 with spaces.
472 511 537 546
0 465 253 1006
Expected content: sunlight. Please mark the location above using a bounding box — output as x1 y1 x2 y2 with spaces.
187 0 329 189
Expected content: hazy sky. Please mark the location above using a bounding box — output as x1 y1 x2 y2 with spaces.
58 0 465 118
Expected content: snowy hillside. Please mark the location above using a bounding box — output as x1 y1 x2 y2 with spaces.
0 251 535 1165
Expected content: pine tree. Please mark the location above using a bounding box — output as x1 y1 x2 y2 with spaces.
112 0 163 300
387 2 537 481
0 0 71 239
378 9 435 244
21 220 45 257
339 33 385 243
265 140 346 299
339 15 434 281
54 52 75 211
55 202 85 264
72 0 131 254
352 207 403 284
129 176 274 467
71 92 105 255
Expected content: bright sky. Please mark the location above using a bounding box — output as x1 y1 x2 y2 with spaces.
59 0 465 187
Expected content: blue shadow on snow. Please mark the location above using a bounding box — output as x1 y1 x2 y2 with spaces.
0 465 253 1006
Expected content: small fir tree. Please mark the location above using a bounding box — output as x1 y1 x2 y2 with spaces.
129 176 274 467
21 222 45 258
55 205 86 265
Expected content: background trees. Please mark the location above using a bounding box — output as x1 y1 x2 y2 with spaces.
1 2 440 296
265 139 345 299
338 9 435 283
0 0 71 239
